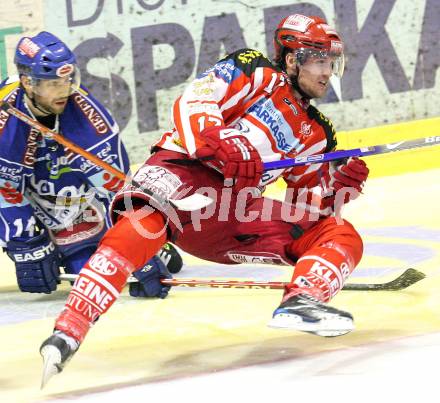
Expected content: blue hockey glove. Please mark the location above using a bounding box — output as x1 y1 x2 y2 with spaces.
157 243 183 274
6 231 61 293
129 255 172 299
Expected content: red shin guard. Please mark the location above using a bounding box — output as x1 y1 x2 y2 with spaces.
285 245 355 303
102 210 167 268
55 211 167 342
56 245 135 342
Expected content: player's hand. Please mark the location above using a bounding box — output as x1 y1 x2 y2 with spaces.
328 157 369 197
196 126 263 193
5 231 61 293
157 243 183 274
129 255 172 298
320 157 369 215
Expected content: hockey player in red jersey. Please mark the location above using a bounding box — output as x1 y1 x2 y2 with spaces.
40 14 369 386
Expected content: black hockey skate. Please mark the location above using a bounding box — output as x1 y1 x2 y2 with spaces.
158 243 183 274
268 292 354 337
40 331 79 388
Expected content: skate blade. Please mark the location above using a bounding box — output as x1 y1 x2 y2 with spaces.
268 313 354 337
40 345 62 389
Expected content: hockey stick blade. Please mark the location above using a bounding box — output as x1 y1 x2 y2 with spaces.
59 268 425 291
341 268 426 291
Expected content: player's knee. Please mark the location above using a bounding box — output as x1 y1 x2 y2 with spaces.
349 227 363 266
331 219 364 267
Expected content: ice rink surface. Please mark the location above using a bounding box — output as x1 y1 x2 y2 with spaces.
1 167 439 403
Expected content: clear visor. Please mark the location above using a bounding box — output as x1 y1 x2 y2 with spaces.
29 65 81 97
295 48 345 78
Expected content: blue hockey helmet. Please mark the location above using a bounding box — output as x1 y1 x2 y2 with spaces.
14 32 77 79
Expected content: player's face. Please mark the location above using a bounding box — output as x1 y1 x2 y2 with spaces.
30 77 72 114
296 56 333 99
285 50 342 99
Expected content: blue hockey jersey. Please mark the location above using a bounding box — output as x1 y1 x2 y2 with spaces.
0 78 129 248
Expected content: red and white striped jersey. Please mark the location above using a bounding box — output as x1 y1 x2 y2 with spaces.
154 48 337 212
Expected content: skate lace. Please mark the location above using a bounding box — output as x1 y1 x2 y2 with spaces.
299 293 321 305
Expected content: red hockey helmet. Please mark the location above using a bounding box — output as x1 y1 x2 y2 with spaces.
274 14 345 77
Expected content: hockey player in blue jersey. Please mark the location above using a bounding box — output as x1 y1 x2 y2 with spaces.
0 31 182 296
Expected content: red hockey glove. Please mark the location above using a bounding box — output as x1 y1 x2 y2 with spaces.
321 157 369 214
329 157 369 194
195 126 263 193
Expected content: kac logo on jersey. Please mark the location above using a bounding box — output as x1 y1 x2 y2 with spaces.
299 121 312 137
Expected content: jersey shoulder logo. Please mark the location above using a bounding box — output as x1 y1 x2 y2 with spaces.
227 48 275 77
237 49 263 64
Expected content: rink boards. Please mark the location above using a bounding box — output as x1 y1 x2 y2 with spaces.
1 118 440 402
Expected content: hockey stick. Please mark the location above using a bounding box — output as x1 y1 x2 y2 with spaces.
264 136 440 171
7 97 438 176
59 268 425 291
6 99 438 211
341 268 426 291
0 101 212 212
